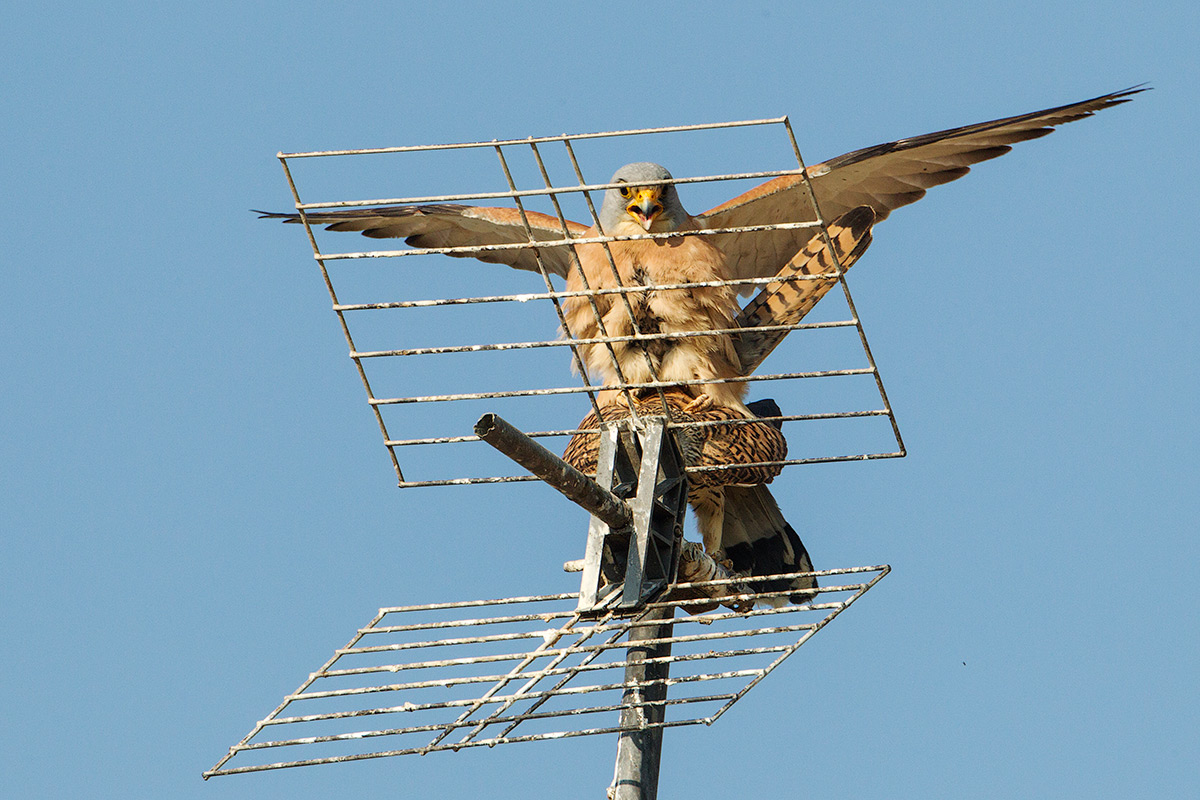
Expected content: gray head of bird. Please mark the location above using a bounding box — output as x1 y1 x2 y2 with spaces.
597 162 689 235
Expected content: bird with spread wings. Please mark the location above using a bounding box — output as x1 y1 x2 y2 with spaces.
261 87 1140 290
260 87 1141 601
260 87 1141 401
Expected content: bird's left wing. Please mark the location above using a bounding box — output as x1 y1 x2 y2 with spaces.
256 204 591 278
696 86 1144 289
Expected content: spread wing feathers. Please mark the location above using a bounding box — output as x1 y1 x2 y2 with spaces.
562 390 786 489
254 204 589 278
698 86 1144 287
734 205 875 374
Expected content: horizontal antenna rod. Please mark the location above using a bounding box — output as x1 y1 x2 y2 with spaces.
474 413 632 531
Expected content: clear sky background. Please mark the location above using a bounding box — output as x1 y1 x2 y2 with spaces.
3 2 1196 798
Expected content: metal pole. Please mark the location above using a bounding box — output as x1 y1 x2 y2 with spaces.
610 605 674 800
474 413 633 531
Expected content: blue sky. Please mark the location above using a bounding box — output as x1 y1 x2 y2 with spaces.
3 2 1196 798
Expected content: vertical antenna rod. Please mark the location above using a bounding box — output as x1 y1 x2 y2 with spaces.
610 606 674 800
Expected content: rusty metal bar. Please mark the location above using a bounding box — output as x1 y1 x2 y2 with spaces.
383 408 889 448
474 413 632 531
489 144 607 418
780 117 907 460
295 170 809 209
275 159 407 484
351 319 855 359
520 140 641 418
278 117 788 158
205 565 888 778
333 272 847 312
314 220 821 260
393 448 905 489
371 366 877 406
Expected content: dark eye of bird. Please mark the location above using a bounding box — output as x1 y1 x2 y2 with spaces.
618 185 631 199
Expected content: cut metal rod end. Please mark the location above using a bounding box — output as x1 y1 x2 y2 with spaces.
475 413 633 530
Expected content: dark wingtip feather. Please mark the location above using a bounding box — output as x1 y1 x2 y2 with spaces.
839 205 877 237
1103 84 1152 103
746 398 783 431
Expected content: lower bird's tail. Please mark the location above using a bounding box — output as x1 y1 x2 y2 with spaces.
719 398 816 605
720 484 816 605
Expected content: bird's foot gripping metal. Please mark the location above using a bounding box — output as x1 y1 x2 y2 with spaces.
576 417 687 615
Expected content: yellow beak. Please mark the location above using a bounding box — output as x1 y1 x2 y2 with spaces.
626 186 664 231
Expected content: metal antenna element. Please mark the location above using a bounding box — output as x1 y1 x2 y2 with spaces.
610 604 673 800
572 417 687 615
476 411 687 615
474 413 633 532
208 402 889 793
219 118 902 793
269 115 904 489
204 565 888 779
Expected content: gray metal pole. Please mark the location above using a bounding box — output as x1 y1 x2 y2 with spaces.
474 413 633 531
610 605 674 800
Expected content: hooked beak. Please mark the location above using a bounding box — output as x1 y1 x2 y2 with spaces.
626 186 664 231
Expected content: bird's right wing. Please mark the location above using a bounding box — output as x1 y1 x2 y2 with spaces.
255 204 591 278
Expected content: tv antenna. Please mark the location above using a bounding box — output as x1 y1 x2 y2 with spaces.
207 117 900 798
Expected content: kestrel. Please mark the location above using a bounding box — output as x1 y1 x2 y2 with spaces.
260 87 1141 601
261 87 1140 291
261 87 1141 391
